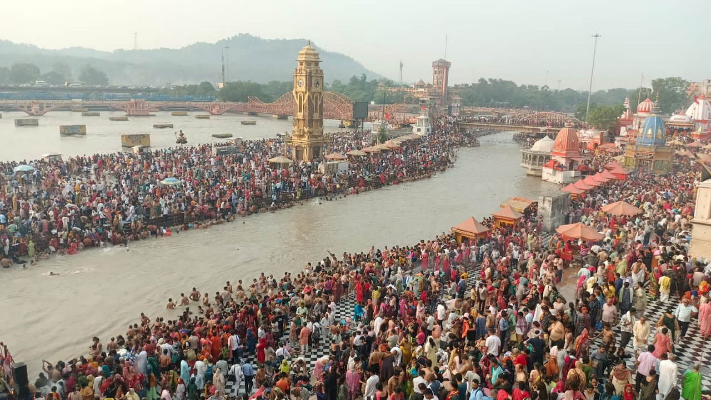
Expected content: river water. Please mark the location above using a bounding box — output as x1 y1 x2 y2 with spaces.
0 111 557 377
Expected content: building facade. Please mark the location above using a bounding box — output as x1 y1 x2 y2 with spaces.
623 111 673 174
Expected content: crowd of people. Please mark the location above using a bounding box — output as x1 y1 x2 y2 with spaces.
0 117 475 265
0 131 707 400
459 114 583 129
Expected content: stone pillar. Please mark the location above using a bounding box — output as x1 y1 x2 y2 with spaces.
690 179 711 258
538 192 571 232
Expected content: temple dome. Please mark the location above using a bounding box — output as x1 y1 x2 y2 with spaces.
529 136 555 153
636 114 667 147
637 98 655 114
551 127 580 157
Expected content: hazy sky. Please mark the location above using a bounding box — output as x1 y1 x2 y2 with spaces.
2 0 707 90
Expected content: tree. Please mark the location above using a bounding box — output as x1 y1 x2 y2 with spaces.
52 62 73 82
195 81 216 96
10 63 40 84
218 81 266 102
79 65 109 86
651 77 690 114
587 105 625 132
39 71 67 85
0 67 11 85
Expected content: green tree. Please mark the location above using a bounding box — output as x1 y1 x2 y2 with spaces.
218 81 266 102
79 65 109 86
651 77 690 114
52 62 73 82
195 81 216 96
10 63 40 84
40 71 67 85
587 105 625 132
0 67 11 85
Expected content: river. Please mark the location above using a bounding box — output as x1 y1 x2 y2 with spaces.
0 111 557 377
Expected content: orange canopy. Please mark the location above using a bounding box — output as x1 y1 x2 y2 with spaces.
492 204 523 220
600 170 617 180
604 161 624 170
452 217 489 238
601 201 643 216
573 180 592 190
610 166 629 175
592 172 610 183
562 184 584 194
556 222 604 241
583 176 601 187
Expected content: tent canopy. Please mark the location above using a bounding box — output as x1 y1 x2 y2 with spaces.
324 152 347 161
601 201 643 216
583 175 601 187
500 197 535 213
556 222 604 241
562 183 584 194
492 204 523 220
452 217 489 240
573 180 592 190
268 156 294 164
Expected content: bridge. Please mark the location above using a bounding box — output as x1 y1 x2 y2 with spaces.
458 111 582 134
0 91 356 120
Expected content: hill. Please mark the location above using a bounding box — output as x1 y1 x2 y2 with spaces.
0 34 383 86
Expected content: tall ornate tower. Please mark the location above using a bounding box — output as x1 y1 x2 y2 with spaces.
291 43 326 161
431 59 451 108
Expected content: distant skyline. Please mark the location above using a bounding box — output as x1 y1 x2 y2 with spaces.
2 0 708 90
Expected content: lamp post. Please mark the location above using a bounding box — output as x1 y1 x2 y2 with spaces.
585 34 602 124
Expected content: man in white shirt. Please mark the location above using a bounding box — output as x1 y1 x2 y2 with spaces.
485 328 501 356
632 316 651 356
674 297 698 339
437 302 447 325
618 307 635 354
412 370 427 394
373 314 384 334
657 353 678 397
364 371 380 398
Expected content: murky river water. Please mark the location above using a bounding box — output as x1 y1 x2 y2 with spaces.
0 111 557 377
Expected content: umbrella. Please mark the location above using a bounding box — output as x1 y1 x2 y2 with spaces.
601 201 643 216
160 177 182 186
383 141 401 149
363 146 381 153
268 156 294 164
324 152 347 161
346 149 367 157
555 222 604 241
13 165 34 173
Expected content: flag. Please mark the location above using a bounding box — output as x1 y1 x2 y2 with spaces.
385 113 392 119
421 105 426 110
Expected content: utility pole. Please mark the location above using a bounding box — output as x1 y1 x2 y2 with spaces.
444 36 448 60
224 46 230 82
557 80 562 91
399 60 403 87
545 71 550 88
133 32 138 50
585 33 601 123
221 51 226 86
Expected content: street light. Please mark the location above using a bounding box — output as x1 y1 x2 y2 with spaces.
585 33 601 124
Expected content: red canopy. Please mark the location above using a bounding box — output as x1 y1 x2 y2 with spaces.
562 184 584 194
574 180 592 190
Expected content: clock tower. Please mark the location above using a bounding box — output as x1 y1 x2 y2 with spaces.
291 42 326 161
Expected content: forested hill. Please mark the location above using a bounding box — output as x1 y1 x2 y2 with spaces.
0 34 383 86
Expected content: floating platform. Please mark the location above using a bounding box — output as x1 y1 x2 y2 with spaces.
82 112 100 116
273 114 288 120
212 133 234 138
15 118 38 126
121 134 151 148
110 116 129 121
153 123 174 129
195 115 210 119
241 120 257 125
60 125 87 136
171 111 188 116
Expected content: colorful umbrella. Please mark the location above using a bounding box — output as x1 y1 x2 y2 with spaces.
13 165 34 173
601 201 643 216
555 222 604 241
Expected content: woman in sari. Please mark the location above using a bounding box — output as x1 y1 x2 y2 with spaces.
648 266 661 299
609 361 631 395
574 329 589 358
656 312 679 342
256 337 267 364
681 364 702 400
698 299 711 340
652 327 672 358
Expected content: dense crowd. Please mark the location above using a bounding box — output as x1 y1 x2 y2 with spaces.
0 117 471 264
1 143 707 400
459 115 583 129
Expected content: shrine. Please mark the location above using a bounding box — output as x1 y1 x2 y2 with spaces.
541 125 584 184
623 104 673 174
